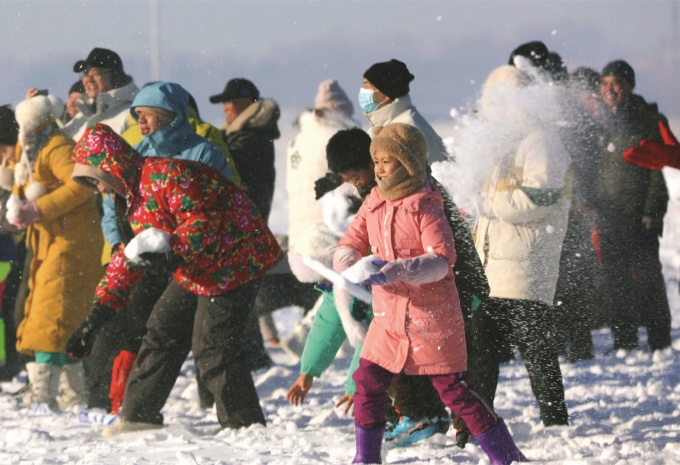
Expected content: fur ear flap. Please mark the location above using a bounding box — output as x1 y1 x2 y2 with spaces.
24 182 47 202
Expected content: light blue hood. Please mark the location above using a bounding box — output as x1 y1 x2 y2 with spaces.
129 81 232 180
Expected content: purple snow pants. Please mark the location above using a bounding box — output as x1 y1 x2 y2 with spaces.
353 358 498 435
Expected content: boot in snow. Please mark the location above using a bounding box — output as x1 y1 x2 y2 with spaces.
58 361 88 410
474 419 527 465
384 415 437 448
25 362 61 412
352 423 385 464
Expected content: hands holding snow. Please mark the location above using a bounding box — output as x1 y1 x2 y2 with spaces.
341 256 389 287
6 195 44 229
124 228 171 264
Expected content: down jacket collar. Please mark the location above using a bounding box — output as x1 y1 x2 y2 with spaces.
225 98 281 139
77 80 139 119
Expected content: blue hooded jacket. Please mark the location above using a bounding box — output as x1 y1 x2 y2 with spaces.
101 81 233 248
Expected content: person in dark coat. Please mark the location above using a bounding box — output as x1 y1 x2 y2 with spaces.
594 60 671 352
66 123 284 436
210 78 279 222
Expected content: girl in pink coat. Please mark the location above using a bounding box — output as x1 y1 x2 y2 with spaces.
334 123 525 465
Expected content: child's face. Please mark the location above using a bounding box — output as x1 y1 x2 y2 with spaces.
340 165 375 189
372 150 402 180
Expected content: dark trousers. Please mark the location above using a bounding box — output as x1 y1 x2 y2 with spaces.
470 298 569 427
121 279 266 429
84 268 171 410
353 359 497 436
599 227 671 351
554 209 600 361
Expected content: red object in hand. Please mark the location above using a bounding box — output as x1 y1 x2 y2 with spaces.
659 120 679 146
624 140 680 170
109 350 138 414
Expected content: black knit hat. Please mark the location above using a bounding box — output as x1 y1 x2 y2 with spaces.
602 60 635 87
0 105 18 146
508 41 550 68
363 59 414 100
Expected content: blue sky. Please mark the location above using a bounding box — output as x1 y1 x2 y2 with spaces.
1 1 678 125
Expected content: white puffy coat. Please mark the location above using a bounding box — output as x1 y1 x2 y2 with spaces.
474 127 571 305
286 109 356 247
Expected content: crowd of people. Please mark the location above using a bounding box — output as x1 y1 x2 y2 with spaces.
0 40 676 465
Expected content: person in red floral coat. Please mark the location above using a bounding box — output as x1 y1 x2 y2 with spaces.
66 123 283 436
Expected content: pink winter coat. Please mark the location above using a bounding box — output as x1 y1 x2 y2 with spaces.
335 182 467 375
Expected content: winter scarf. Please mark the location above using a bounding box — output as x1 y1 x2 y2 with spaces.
371 123 427 201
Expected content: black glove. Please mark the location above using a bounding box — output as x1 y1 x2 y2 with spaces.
137 251 184 274
66 304 116 359
314 172 343 200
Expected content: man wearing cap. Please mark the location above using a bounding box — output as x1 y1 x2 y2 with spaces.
65 47 139 141
595 59 671 353
210 78 280 222
359 59 448 164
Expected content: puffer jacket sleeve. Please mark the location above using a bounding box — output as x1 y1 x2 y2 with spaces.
488 130 569 225
34 136 94 222
93 247 146 313
335 204 370 272
101 194 122 247
299 289 347 377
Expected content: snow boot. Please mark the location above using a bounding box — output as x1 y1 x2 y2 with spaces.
25 362 61 411
353 423 385 464
384 415 437 447
58 361 88 410
102 418 163 437
474 419 527 465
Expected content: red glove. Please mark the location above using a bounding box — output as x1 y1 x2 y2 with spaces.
623 140 680 171
659 120 679 146
109 350 137 414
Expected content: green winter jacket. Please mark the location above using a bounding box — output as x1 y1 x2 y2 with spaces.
299 287 368 395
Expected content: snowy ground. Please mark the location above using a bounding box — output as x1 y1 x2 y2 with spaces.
0 117 678 463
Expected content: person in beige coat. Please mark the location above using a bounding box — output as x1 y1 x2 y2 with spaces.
6 94 103 411
470 65 571 427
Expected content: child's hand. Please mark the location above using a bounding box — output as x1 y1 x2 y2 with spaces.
286 373 314 406
335 394 355 416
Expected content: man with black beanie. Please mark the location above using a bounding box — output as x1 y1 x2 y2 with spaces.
359 58 448 164
594 59 671 352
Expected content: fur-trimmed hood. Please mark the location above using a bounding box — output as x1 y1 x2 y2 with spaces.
15 95 65 148
224 98 281 139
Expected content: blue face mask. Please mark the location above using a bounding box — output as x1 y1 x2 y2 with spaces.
358 88 380 113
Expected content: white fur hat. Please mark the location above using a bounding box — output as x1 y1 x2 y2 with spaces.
479 65 531 119
15 95 65 147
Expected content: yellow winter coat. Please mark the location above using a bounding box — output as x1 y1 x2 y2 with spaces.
16 130 104 355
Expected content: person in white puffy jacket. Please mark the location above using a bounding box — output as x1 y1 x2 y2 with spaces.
471 64 571 427
270 80 358 354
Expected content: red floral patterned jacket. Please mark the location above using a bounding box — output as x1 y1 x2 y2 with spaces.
73 124 283 312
